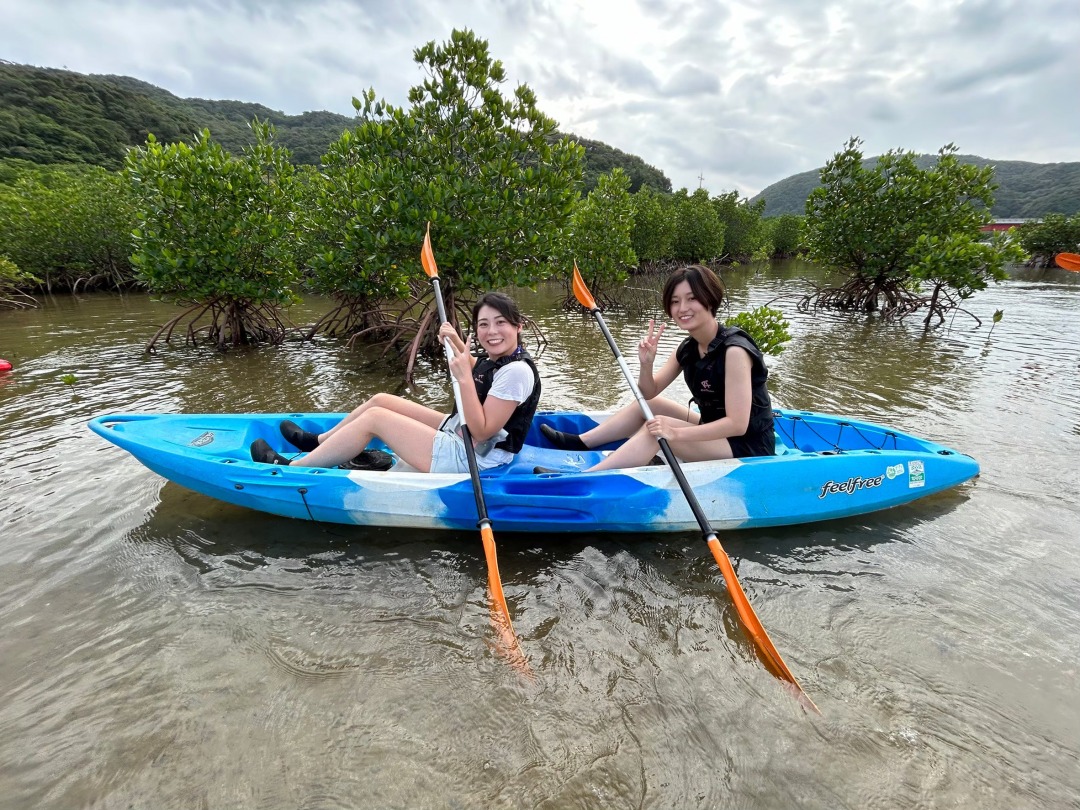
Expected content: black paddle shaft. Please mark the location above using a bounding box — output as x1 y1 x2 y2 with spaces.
430 276 490 528
589 308 718 542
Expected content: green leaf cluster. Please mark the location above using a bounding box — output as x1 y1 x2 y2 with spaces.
124 121 301 307
0 253 39 308
671 188 724 262
629 186 676 263
309 29 583 304
753 153 1080 219
765 214 804 257
1015 213 1080 265
300 114 416 307
807 139 993 279
561 168 637 301
725 305 792 356
711 191 769 260
628 186 787 266
0 160 136 290
910 231 1024 324
803 138 1017 322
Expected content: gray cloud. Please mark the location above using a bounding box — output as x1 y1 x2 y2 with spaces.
662 64 721 97
2 0 1077 196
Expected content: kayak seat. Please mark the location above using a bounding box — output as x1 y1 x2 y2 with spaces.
774 432 800 456
504 444 606 474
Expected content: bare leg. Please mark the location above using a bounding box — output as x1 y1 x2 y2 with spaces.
587 422 734 472
580 397 699 447
319 393 445 444
292 407 440 471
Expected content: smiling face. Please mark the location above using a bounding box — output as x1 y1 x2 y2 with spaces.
667 280 711 332
474 303 522 360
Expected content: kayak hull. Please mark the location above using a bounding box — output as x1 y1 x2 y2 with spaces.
88 410 979 533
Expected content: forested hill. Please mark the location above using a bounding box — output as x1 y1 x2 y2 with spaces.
0 61 670 192
571 135 671 193
752 154 1080 218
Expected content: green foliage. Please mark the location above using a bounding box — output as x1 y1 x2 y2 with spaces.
804 138 1014 320
0 63 202 168
569 134 671 195
754 154 1080 219
409 30 582 293
2 62 651 200
0 254 21 281
988 308 1004 340
0 253 38 308
629 185 676 263
563 168 637 303
60 373 77 387
0 62 345 168
671 188 724 263
766 214 804 257
0 160 136 290
1015 213 1080 266
125 122 301 347
909 231 1024 325
302 111 415 312
320 29 582 308
725 305 792 356
711 191 768 260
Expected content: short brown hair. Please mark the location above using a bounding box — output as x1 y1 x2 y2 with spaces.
661 264 725 315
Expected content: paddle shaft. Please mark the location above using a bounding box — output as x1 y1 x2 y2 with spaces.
429 275 490 529
586 310 719 532
419 227 527 672
588 312 718 532
583 300 815 705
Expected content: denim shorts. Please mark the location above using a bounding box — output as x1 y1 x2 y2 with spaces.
430 430 510 474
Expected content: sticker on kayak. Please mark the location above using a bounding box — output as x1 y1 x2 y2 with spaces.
885 463 904 480
189 431 215 447
818 474 885 498
908 460 925 488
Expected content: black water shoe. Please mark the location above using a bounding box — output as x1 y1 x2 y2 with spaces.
251 438 291 466
540 423 588 451
339 449 394 471
280 420 320 452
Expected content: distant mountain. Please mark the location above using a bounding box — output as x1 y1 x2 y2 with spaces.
751 154 1080 218
0 61 670 193
570 134 671 193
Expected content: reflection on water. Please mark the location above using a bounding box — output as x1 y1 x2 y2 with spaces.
1 265 1079 808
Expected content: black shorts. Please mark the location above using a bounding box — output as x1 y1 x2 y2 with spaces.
728 430 776 459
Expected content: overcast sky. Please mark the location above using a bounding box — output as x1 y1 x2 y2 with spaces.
3 0 1077 196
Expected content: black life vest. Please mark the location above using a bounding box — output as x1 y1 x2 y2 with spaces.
450 347 541 455
675 325 773 441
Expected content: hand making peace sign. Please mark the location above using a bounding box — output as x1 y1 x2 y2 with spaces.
637 319 666 367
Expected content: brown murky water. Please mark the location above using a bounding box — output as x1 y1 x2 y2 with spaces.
1 261 1078 808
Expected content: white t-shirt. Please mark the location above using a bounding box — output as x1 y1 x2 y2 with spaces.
442 360 536 465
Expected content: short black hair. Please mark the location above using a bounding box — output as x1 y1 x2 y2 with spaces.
661 264 725 315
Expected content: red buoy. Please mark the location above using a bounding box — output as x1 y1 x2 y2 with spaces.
0 359 12 372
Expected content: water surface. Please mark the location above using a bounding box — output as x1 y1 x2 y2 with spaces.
1 262 1078 808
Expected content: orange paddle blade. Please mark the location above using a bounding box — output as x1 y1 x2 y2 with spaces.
707 538 819 713
1055 252 1080 272
571 262 597 310
481 524 531 673
480 524 513 631
421 222 439 278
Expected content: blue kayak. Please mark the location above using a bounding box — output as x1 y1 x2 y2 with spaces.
88 410 979 533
